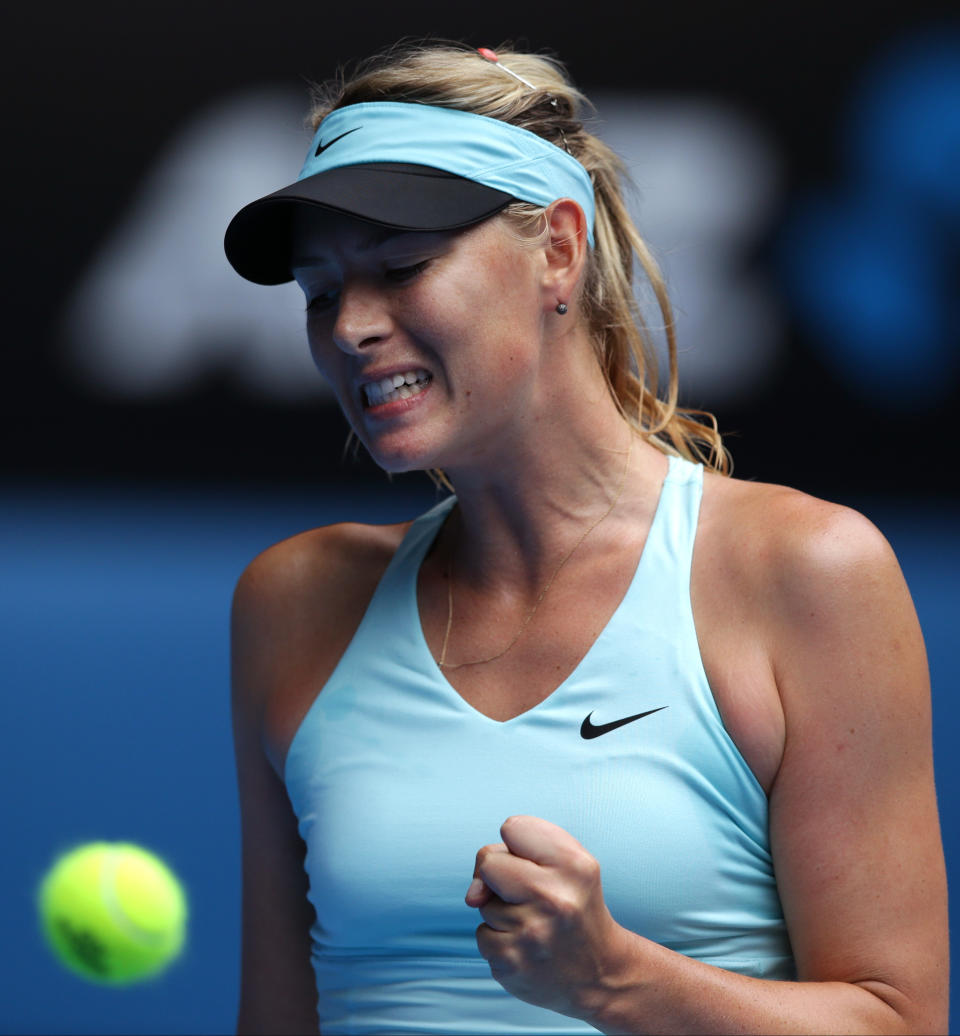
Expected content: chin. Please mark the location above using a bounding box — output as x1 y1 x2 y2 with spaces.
349 401 460 477
360 434 441 477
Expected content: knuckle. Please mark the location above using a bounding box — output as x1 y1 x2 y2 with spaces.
475 844 495 868
524 915 552 948
537 888 563 918
540 877 582 920
577 852 601 883
475 923 499 962
515 918 554 965
552 891 580 921
477 932 514 975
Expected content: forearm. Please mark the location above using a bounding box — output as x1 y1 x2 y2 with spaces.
580 927 923 1036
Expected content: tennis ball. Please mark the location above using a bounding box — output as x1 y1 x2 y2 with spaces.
38 842 188 984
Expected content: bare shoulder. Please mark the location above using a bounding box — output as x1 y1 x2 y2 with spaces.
696 470 911 667
701 470 925 695
706 473 929 722
231 518 410 688
232 519 408 632
699 471 901 614
231 518 411 772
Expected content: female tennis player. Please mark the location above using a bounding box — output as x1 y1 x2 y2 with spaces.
224 41 948 1035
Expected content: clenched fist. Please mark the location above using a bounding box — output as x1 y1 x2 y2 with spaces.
466 815 631 1020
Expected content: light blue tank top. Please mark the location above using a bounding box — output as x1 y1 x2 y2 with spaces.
285 456 795 1035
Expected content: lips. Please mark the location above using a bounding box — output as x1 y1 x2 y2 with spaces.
362 369 432 408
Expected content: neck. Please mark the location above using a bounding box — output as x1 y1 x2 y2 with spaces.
437 428 638 669
438 370 667 595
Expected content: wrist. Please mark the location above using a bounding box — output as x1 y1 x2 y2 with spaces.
574 921 648 1032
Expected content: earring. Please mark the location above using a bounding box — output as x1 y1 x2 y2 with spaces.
555 302 568 315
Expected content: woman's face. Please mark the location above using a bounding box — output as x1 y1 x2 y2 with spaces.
291 209 549 474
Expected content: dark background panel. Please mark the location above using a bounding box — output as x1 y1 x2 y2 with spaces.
6 0 959 501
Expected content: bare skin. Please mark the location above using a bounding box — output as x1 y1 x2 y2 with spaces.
231 202 948 1034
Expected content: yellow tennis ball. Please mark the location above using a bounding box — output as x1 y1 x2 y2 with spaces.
38 842 188 984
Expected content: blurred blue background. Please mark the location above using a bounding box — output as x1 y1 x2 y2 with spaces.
3 1 958 1032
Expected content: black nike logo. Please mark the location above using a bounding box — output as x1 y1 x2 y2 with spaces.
580 707 667 739
315 127 361 156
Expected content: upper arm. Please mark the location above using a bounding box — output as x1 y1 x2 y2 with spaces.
229 522 404 1034
231 552 321 1035
766 503 949 1032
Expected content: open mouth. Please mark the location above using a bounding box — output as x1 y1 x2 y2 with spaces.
363 369 432 408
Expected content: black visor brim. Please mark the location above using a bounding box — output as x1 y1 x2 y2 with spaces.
224 162 515 285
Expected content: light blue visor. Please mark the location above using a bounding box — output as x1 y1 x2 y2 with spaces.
224 101 595 284
300 102 595 242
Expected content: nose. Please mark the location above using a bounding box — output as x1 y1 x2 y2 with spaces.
331 278 393 354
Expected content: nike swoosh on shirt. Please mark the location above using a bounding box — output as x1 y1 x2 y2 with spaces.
580 707 668 739
314 127 361 156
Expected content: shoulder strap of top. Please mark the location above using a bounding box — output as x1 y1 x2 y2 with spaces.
624 454 703 630
359 494 456 618
661 454 704 557
388 494 457 571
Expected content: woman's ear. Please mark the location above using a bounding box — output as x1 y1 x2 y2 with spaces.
541 199 589 314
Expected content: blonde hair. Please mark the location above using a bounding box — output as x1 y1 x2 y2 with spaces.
308 39 731 476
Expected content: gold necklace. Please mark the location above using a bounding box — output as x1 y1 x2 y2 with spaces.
437 433 634 670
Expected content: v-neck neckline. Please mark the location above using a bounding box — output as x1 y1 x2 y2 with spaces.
411 455 677 725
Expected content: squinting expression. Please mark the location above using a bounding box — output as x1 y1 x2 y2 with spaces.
291 210 546 475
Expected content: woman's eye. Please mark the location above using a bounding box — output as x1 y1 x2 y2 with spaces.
302 260 429 312
385 260 430 283
305 289 339 314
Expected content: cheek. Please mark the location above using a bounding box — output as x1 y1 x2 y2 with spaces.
305 318 337 375
410 253 540 363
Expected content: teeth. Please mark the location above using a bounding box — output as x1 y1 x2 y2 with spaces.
363 369 431 407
